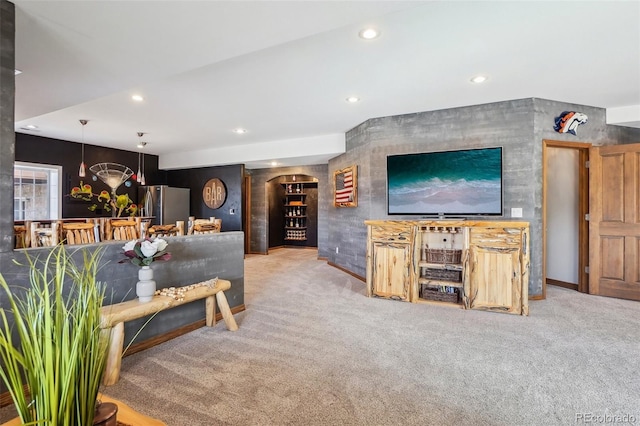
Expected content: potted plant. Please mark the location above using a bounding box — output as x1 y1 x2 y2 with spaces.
0 245 112 425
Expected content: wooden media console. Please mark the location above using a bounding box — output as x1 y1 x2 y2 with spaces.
365 220 530 315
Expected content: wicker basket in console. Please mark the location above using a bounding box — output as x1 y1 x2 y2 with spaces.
423 268 462 283
425 248 462 264
420 286 460 303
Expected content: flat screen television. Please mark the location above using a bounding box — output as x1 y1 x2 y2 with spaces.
387 146 503 216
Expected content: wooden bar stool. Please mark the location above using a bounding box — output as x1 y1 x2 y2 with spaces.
30 222 59 247
147 221 185 238
61 222 98 245
14 223 29 248
188 217 220 235
106 219 139 241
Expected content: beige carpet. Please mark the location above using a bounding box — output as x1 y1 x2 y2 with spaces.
2 248 639 425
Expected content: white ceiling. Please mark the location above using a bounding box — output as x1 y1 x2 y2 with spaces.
13 1 640 170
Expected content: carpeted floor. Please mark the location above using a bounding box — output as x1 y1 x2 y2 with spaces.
2 248 639 425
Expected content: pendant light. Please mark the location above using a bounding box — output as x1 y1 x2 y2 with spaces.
136 132 145 183
78 119 88 177
140 152 146 186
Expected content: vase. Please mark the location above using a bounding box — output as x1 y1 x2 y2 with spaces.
136 266 156 303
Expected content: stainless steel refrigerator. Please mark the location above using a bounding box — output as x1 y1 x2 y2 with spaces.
138 186 190 226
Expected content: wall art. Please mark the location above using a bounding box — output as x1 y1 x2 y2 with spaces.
554 111 588 135
334 165 357 208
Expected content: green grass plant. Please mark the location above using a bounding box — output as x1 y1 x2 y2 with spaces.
0 245 108 425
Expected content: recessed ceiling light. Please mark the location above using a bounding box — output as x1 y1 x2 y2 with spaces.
14 69 22 76
233 128 247 134
470 75 488 84
271 161 278 166
359 28 379 40
346 96 360 103
25 124 38 130
131 94 144 102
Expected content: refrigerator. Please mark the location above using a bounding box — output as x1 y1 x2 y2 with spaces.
138 186 191 226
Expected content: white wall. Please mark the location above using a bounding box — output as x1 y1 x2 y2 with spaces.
546 147 579 284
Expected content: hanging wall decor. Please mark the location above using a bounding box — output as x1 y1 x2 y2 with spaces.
554 111 588 135
334 165 357 207
202 178 227 209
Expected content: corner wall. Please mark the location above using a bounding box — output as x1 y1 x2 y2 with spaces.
327 98 640 296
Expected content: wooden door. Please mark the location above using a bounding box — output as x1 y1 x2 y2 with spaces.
467 227 528 315
371 242 412 301
589 143 640 301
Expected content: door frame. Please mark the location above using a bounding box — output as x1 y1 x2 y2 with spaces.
542 140 591 297
243 174 251 254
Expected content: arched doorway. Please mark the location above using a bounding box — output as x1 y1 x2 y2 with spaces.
267 174 318 250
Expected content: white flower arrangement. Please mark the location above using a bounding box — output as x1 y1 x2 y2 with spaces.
120 237 171 266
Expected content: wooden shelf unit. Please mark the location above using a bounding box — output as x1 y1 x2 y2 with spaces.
283 182 308 241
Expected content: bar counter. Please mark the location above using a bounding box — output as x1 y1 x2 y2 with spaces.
2 231 245 364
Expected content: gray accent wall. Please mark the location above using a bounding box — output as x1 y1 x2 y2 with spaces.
327 98 640 297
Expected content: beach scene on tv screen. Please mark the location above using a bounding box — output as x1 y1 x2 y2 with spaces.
387 148 502 215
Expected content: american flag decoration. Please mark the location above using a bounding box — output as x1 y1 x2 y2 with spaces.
334 165 357 207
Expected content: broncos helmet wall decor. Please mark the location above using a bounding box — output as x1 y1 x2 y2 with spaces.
554 111 588 136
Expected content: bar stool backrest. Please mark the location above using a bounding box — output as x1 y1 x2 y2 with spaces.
147 221 185 238
61 222 98 245
30 222 59 248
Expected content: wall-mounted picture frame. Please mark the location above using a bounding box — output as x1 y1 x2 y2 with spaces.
334 165 357 208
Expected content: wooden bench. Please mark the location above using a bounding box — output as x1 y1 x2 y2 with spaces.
100 278 238 386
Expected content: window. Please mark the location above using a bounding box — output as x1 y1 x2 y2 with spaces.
14 162 62 220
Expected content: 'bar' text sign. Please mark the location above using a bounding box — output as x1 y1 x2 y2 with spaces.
202 178 227 209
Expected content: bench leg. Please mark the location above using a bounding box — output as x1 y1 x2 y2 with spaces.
206 295 216 327
102 322 125 386
215 291 238 331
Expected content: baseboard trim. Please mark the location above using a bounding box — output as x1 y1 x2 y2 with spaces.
125 304 246 357
271 245 318 250
546 278 578 291
0 384 28 408
0 304 247 408
327 261 365 282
